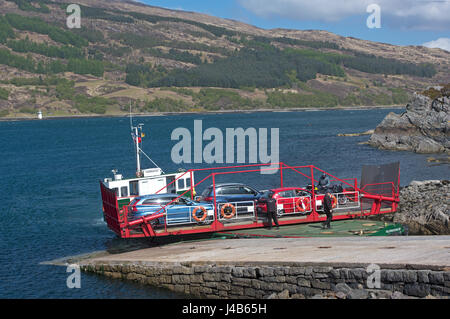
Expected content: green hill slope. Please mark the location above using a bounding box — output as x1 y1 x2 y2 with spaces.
0 0 449 118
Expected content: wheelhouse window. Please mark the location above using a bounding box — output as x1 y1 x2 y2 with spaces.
129 181 139 196
111 188 119 196
178 179 185 190
121 186 128 197
185 178 191 188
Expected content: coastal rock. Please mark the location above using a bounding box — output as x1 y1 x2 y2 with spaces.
368 85 449 154
394 180 449 235
338 129 374 137
333 282 352 295
266 289 290 299
347 289 369 299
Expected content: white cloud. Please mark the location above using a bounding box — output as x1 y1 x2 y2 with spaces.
238 0 450 30
422 38 450 52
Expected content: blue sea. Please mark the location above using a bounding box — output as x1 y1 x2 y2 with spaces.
0 109 447 298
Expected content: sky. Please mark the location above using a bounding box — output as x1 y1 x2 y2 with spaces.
138 0 450 51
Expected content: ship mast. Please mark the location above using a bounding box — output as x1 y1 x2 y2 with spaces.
129 105 164 177
134 125 143 177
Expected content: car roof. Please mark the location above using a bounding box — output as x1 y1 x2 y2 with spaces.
206 183 246 188
270 187 305 192
135 194 180 200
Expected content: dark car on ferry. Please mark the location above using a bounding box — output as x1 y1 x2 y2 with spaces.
196 183 262 220
197 183 262 203
256 187 311 217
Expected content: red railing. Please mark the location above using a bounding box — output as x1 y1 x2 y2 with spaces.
100 162 400 238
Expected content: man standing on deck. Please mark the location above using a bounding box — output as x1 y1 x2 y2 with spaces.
322 192 333 229
266 191 279 230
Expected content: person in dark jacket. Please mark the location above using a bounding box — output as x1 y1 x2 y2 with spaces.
318 173 330 192
322 192 333 229
266 191 279 230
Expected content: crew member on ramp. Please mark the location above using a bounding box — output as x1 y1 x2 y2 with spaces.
266 191 279 230
322 192 334 229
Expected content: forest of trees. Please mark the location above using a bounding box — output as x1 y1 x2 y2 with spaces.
73 94 116 114
125 63 168 87
340 51 436 77
77 4 134 23
110 32 166 49
0 48 104 76
125 41 437 88
6 38 84 59
126 45 345 88
0 16 15 44
4 13 88 47
5 0 50 13
144 48 203 65
0 87 9 100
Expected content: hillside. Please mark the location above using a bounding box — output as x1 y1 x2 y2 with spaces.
0 0 449 118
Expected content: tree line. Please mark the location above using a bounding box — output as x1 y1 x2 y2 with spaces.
126 45 347 88
145 48 202 65
6 0 50 14
6 38 84 59
0 48 104 76
4 13 88 47
126 42 436 88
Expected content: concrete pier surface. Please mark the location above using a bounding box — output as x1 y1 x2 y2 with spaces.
83 236 450 268
77 235 450 298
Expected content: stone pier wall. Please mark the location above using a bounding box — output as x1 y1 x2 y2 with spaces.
79 261 449 299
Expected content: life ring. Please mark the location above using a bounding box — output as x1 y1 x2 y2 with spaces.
295 197 311 212
220 203 236 219
192 206 208 223
331 195 337 208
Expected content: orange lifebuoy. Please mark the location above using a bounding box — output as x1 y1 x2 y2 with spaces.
295 197 311 212
331 195 337 208
220 203 236 219
192 206 208 222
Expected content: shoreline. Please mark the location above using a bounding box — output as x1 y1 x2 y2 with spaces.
55 235 450 299
0 104 404 122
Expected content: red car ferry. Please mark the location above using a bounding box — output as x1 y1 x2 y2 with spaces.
100 162 400 239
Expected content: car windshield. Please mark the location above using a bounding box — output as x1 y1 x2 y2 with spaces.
240 186 255 194
280 190 296 198
141 197 176 206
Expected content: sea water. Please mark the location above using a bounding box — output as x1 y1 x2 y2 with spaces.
0 109 446 298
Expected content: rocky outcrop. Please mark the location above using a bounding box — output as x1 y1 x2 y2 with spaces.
368 85 449 154
393 180 449 235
